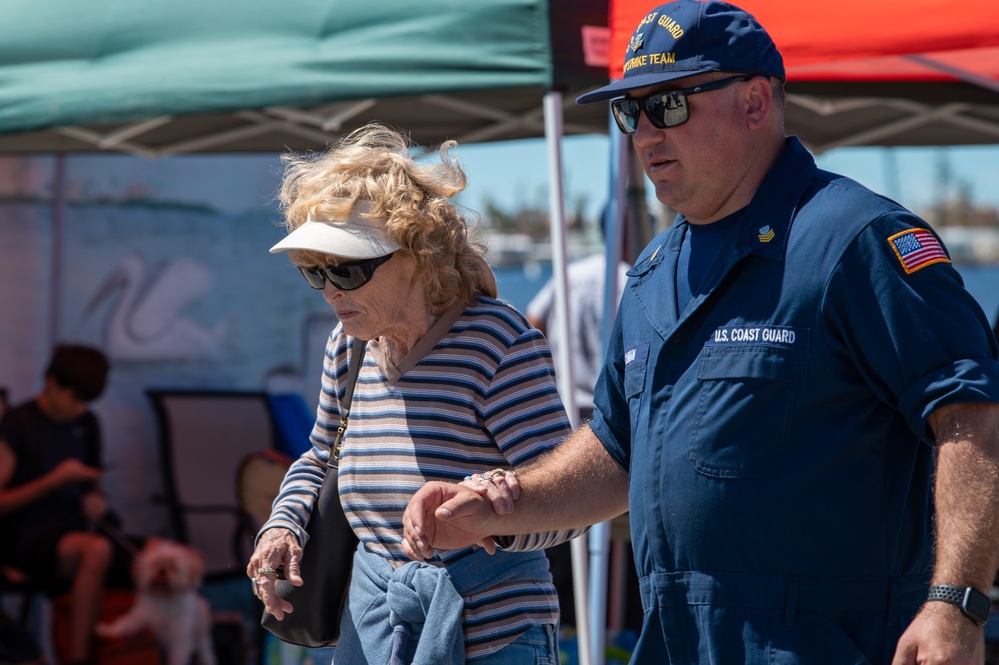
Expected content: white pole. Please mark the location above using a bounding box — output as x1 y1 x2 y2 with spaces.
586 125 631 665
603 131 630 349
49 154 67 348
543 89 591 665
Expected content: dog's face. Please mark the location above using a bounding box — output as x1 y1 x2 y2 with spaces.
133 538 205 596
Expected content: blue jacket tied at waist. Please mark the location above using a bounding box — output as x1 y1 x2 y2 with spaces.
334 544 551 665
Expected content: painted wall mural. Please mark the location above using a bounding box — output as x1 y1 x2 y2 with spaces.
0 154 335 535
86 254 231 361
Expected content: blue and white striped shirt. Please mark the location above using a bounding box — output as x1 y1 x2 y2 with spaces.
263 296 582 659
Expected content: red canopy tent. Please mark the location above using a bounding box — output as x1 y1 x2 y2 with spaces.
604 0 999 152
611 1 999 76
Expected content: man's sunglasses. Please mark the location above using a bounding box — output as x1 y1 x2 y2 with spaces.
610 75 754 134
298 253 394 291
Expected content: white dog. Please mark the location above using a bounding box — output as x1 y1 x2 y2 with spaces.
97 538 217 665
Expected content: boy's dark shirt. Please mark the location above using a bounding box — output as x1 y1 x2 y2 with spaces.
0 400 101 564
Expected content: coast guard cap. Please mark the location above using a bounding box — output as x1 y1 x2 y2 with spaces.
577 0 785 104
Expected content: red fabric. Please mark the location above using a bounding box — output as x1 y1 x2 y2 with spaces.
608 0 999 83
52 590 164 665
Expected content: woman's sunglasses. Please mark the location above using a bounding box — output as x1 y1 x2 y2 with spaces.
610 75 753 134
298 253 394 291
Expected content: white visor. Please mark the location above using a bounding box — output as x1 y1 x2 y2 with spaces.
269 202 401 259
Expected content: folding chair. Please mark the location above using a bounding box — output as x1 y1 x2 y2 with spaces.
235 450 293 559
147 390 280 580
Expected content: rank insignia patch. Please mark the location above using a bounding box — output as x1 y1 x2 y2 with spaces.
888 228 950 274
757 226 775 243
629 32 644 52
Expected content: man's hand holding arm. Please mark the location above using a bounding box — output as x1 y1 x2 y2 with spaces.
893 401 999 664
403 424 629 560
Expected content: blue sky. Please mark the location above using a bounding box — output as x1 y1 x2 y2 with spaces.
450 136 999 223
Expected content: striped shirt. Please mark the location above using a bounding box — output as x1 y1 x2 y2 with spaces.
263 296 581 659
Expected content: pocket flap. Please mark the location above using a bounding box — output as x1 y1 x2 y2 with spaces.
698 346 808 383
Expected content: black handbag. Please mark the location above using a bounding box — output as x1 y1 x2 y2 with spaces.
260 338 365 648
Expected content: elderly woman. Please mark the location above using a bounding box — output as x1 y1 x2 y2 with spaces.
248 123 581 665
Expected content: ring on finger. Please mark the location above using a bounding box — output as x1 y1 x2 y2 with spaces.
476 470 506 484
251 579 259 597
258 566 279 577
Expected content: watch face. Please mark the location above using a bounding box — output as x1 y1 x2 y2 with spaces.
964 587 992 624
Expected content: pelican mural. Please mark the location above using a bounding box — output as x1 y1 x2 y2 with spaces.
85 254 231 361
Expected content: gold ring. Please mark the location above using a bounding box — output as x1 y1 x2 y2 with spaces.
258 566 279 577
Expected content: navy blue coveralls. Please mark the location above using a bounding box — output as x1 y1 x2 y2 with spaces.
589 137 999 664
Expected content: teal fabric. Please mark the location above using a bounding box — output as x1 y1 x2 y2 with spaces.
0 0 554 132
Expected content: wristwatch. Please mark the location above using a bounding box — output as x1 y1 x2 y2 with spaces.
926 585 991 626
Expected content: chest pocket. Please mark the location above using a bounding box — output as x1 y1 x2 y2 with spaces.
624 341 650 398
689 345 808 479
623 341 651 438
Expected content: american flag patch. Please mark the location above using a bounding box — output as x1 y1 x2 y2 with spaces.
887 228 950 274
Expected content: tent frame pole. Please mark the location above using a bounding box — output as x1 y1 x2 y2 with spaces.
49 154 67 349
544 89 593 665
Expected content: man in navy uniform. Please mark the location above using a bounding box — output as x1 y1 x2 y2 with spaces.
403 2 999 662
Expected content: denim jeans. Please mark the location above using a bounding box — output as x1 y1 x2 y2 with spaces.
472 624 559 665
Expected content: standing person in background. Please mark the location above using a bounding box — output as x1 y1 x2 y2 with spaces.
248 122 585 665
526 216 631 422
0 344 115 665
525 217 631 630
403 2 999 663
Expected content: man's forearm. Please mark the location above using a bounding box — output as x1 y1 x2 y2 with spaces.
403 425 630 558
928 402 999 590
498 424 630 534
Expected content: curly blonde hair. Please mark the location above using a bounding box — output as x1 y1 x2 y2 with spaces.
277 123 497 311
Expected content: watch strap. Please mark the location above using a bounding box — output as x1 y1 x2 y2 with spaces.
927 584 990 626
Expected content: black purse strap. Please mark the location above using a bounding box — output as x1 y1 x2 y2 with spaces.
332 338 366 462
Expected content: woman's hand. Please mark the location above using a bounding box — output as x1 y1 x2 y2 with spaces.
459 469 520 515
247 527 303 620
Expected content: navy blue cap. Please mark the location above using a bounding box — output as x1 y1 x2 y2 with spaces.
577 0 785 104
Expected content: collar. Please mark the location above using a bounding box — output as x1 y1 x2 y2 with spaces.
732 137 817 262
626 137 816 282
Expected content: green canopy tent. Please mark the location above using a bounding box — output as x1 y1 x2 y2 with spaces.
0 0 611 408
0 0 609 154
0 4 609 661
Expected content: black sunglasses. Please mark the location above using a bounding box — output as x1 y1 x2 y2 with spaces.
610 75 754 134
298 253 394 291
